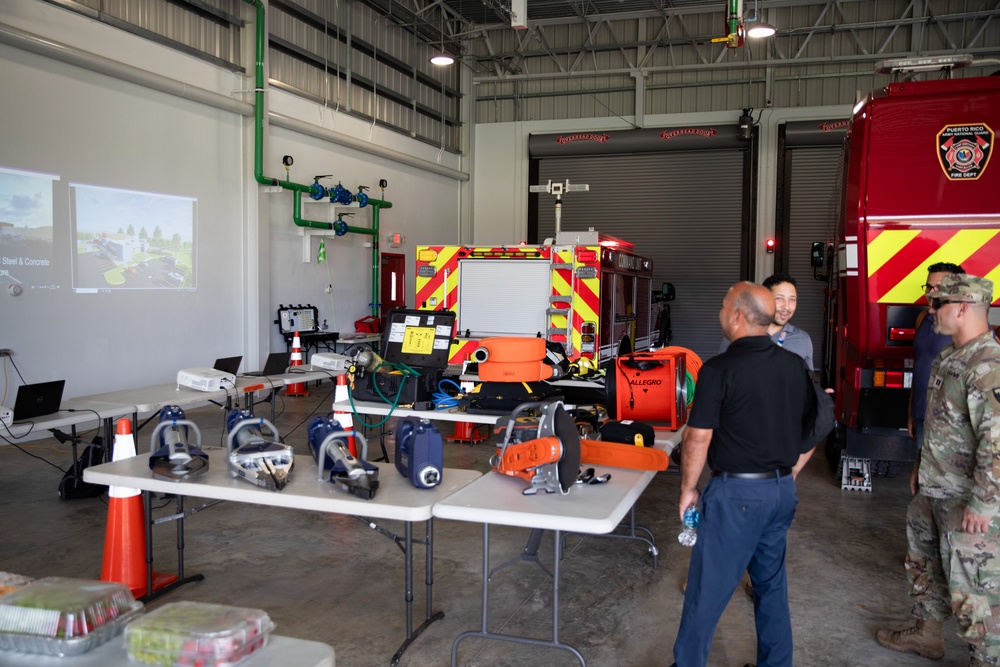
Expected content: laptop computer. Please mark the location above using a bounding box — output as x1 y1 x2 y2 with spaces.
213 356 242 375
13 380 66 422
244 352 290 377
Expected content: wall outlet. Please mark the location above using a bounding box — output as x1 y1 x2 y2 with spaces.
0 349 11 357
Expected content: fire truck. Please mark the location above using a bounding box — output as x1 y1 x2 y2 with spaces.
818 62 1000 478
414 230 667 369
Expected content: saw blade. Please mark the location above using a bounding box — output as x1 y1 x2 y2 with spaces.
552 405 581 493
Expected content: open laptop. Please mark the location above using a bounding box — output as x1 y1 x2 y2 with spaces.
13 380 66 422
213 356 243 375
244 352 290 377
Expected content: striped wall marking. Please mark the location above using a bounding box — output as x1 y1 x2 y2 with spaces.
874 229 1000 303
867 230 920 276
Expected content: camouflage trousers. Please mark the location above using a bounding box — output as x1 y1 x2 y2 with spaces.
906 493 1000 663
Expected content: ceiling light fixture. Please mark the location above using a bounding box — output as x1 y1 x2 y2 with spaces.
746 22 776 38
745 0 776 39
430 14 454 66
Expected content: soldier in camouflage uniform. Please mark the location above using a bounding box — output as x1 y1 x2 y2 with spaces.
877 274 1000 667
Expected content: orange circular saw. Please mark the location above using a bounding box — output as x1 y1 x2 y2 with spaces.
490 401 581 495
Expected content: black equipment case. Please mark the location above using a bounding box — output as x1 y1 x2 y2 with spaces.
350 309 456 409
275 304 338 349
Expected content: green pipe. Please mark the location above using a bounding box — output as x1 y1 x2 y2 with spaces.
242 0 393 319
728 0 741 37
370 206 380 316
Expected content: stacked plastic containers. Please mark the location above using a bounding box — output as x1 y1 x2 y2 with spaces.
126 601 274 666
0 577 142 656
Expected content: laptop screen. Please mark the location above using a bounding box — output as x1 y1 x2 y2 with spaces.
260 352 290 375
13 380 66 421
213 356 242 375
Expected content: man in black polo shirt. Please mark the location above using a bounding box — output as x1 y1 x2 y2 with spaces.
669 281 817 667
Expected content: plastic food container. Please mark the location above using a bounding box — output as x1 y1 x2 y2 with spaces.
126 601 274 667
0 572 33 596
0 577 142 656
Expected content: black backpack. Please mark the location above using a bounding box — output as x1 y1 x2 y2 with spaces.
58 440 108 499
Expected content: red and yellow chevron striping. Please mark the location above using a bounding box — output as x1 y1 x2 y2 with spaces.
867 228 1000 304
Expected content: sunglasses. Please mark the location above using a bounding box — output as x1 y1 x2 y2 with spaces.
929 298 974 310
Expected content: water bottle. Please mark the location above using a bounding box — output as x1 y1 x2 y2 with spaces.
678 506 700 547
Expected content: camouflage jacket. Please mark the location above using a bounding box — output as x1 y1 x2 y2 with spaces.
920 330 1000 516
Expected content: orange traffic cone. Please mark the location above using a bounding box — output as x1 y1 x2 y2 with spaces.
332 373 357 457
101 418 177 598
449 420 489 444
284 331 309 396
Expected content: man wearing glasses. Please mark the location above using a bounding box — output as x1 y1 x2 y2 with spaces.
911 263 965 452
877 274 1000 667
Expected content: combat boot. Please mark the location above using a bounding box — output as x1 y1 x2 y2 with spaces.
875 619 945 659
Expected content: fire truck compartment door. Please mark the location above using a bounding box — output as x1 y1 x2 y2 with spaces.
458 259 551 336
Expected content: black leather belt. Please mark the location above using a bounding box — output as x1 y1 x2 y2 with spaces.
712 467 792 479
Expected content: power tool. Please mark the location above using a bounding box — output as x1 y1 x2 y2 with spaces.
395 418 443 489
226 409 295 491
148 406 208 482
491 400 581 495
308 416 379 499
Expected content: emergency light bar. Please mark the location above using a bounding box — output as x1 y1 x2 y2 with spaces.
874 54 973 74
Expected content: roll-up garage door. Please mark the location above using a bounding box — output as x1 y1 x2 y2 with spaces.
533 151 745 364
778 120 848 372
783 147 842 371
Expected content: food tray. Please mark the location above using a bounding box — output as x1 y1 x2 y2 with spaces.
0 572 33 596
126 601 274 667
0 577 142 656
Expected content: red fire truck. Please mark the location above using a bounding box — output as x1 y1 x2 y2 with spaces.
819 61 1000 481
414 230 670 370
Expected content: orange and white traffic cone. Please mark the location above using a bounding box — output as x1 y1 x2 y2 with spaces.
332 373 357 457
284 331 309 396
101 418 177 598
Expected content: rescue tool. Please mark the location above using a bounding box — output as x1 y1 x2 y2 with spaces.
225 410 294 491
148 406 208 482
491 402 670 496
491 401 582 495
308 416 379 499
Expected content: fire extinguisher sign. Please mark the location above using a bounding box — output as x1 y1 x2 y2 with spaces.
937 123 993 180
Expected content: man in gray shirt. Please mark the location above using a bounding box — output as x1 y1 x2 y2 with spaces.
720 274 814 371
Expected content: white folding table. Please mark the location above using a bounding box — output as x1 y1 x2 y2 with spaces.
84 455 480 665
432 427 682 667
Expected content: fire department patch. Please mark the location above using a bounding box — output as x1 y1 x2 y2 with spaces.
938 123 993 180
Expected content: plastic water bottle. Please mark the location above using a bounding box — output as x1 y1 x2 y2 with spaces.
678 506 700 547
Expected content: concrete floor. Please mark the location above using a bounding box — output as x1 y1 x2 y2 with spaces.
0 384 973 667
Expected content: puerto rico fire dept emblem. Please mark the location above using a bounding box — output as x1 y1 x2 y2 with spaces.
937 123 993 180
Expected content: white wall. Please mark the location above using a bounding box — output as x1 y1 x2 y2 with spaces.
0 0 465 398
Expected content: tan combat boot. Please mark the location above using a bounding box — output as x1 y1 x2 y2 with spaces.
875 619 945 660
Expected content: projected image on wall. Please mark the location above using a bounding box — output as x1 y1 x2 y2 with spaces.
70 183 196 292
0 166 59 290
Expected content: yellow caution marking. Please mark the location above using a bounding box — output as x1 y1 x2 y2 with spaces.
867 230 920 276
